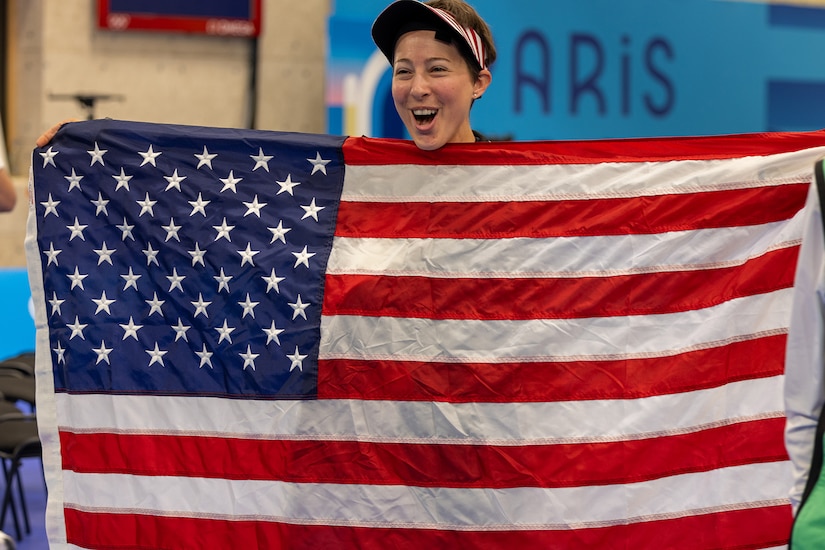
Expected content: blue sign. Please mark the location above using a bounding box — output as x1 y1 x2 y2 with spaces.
327 0 825 140
108 0 254 18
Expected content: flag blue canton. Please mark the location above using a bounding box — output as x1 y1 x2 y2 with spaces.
33 120 346 398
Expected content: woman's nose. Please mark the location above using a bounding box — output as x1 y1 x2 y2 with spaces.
409 73 430 98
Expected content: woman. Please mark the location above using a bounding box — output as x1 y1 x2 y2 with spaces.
371 0 496 150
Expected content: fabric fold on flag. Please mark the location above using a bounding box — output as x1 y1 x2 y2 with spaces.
25 119 825 548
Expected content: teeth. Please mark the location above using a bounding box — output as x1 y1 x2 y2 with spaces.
413 109 437 116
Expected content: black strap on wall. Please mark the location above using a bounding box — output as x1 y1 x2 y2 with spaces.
816 160 825 239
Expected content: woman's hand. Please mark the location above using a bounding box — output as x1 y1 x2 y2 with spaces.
35 118 78 147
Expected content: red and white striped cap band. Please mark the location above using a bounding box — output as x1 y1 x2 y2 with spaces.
371 0 488 70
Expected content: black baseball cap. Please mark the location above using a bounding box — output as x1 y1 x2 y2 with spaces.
371 0 488 70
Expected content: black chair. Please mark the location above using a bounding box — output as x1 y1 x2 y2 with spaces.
0 368 35 413
0 402 40 541
0 358 33 380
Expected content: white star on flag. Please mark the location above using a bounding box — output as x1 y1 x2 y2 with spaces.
262 269 285 293
239 294 259 319
88 142 107 166
214 268 232 292
65 168 84 191
237 243 260 267
189 193 210 216
67 316 87 340
213 218 234 242
167 268 186 292
196 344 213 369
250 148 273 171
172 319 191 342
91 192 109 216
307 152 330 175
137 193 157 217
301 198 324 221
189 243 207 266
52 342 66 364
139 145 162 166
288 294 309 320
292 246 316 268
191 293 211 318
264 321 284 345
162 219 182 242
67 218 88 241
276 174 300 195
93 242 116 265
93 341 113 364
240 345 259 370
40 146 58 167
164 169 186 191
268 221 291 244
287 346 307 371
92 291 116 315
119 317 143 340
49 293 65 316
121 268 141 290
117 219 135 241
41 194 60 217
146 293 165 316
143 244 160 266
146 343 167 367
113 168 133 191
68 267 88 290
216 320 235 344
44 243 61 266
219 171 242 193
243 195 267 217
195 146 217 169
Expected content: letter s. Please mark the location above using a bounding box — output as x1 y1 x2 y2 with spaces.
644 38 675 117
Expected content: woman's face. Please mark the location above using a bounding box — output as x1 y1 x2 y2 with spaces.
391 30 491 151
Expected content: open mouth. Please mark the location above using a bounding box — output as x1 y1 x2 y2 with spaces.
413 108 437 125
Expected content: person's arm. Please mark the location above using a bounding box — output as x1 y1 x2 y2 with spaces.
0 168 14 212
785 181 825 513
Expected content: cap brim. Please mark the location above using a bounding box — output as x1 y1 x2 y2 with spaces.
371 0 461 64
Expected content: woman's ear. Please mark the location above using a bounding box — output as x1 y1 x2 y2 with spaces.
473 69 492 99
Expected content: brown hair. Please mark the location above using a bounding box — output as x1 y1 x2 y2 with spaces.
425 0 497 75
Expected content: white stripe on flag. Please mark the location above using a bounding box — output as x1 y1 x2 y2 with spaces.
56 376 783 443
61 461 791 529
327 219 802 277
320 289 792 362
340 148 824 201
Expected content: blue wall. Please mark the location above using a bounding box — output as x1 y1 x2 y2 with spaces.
0 269 35 361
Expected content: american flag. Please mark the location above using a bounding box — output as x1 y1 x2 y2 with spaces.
26 119 825 549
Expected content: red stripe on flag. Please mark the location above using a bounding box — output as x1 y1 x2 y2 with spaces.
64 502 793 549
318 334 786 402
59 417 787 489
343 131 825 165
334 184 809 238
323 246 798 320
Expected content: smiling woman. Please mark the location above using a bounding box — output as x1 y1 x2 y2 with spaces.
370 0 496 150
